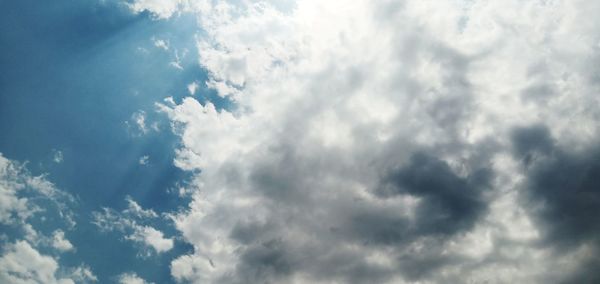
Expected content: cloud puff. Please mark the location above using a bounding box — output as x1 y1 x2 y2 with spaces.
139 155 150 166
128 226 174 253
52 149 64 164
118 272 154 284
133 0 600 283
51 230 74 252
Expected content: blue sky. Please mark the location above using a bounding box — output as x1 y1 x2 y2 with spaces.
0 1 204 282
2 1 600 283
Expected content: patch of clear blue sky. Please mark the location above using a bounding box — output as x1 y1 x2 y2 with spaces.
0 1 225 282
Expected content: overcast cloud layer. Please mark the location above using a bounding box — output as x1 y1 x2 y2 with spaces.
2 0 600 283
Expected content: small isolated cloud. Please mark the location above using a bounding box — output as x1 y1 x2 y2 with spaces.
130 110 147 135
119 272 154 284
52 149 63 164
169 61 183 70
51 230 74 252
139 155 149 166
127 226 173 253
187 81 199 95
168 49 187 71
127 111 160 136
152 37 169 50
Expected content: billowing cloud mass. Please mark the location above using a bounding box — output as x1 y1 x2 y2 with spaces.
132 0 600 283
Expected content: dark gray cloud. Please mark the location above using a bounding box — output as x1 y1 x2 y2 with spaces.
512 125 600 281
512 125 600 246
221 148 495 283
511 124 554 162
379 152 490 237
235 239 294 283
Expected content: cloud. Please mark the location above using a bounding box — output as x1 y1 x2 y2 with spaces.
69 265 98 283
133 0 600 282
187 81 198 95
118 272 154 284
0 240 96 284
52 149 63 164
152 37 169 51
0 241 69 284
128 226 174 253
378 152 490 238
126 0 184 19
510 124 600 281
138 155 149 165
0 153 96 283
127 110 148 135
92 197 173 255
0 153 75 228
51 230 74 252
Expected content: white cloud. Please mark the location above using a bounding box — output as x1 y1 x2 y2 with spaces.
93 197 173 255
118 272 153 284
128 226 173 253
0 154 93 283
51 230 74 252
133 0 600 283
129 110 148 135
139 155 149 165
52 149 63 164
0 153 74 226
126 0 184 19
69 265 98 283
124 196 158 219
169 49 187 70
187 81 199 95
0 241 91 284
127 111 161 136
152 37 169 50
0 241 64 284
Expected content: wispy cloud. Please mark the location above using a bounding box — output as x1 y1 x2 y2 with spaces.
92 196 174 256
0 154 94 283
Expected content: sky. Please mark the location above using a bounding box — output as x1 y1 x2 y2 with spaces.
1 0 600 283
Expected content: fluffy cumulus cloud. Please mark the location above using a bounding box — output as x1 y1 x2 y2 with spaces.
129 0 600 283
0 241 70 284
51 230 74 252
